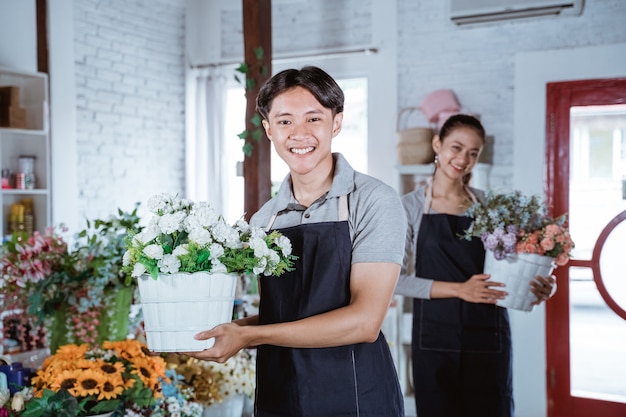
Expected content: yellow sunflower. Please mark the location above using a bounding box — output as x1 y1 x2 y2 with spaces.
50 369 81 396
75 369 106 397
97 374 125 401
129 357 158 387
96 358 125 376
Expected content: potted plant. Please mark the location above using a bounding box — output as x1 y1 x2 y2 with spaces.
121 193 296 352
462 190 575 311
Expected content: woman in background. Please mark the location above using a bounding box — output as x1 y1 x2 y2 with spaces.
395 114 555 417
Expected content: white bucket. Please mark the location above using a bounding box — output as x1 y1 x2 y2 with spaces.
484 251 555 312
137 271 238 352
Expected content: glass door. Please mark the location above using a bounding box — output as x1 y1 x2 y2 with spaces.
546 78 626 417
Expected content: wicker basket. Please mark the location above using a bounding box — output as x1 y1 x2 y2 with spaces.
396 107 435 165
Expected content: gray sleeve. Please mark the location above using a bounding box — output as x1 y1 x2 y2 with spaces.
350 178 407 266
394 186 434 299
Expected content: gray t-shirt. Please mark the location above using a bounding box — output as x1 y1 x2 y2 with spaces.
250 153 406 266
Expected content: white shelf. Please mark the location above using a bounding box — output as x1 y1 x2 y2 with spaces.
0 67 51 238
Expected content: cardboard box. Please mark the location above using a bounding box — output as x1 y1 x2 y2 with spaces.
0 106 27 128
0 86 20 106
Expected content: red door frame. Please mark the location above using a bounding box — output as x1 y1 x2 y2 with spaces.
545 78 626 417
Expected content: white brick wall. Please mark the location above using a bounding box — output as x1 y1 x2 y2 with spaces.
397 0 626 189
71 0 626 219
73 0 185 220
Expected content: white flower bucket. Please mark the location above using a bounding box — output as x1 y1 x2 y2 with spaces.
484 251 555 312
137 271 238 352
202 394 245 417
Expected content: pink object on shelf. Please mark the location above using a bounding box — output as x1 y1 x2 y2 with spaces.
420 89 461 123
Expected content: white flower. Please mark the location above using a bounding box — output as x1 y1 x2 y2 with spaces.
210 260 227 274
122 250 131 266
122 193 296 278
274 235 293 257
158 211 186 234
253 257 267 275
212 220 242 248
135 224 160 244
190 202 219 227
132 263 147 277
208 243 224 259
147 193 172 214
250 236 271 258
188 227 212 246
158 254 181 274
11 392 25 412
172 244 189 257
143 244 164 260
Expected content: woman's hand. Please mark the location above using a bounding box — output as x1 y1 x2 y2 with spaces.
530 274 557 305
460 274 508 304
430 274 507 304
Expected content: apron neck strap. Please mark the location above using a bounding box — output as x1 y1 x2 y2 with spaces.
265 195 349 231
425 176 478 213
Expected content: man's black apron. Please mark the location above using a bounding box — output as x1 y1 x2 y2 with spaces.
412 212 513 417
255 196 404 417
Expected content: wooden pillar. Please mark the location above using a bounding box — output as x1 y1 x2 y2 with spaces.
242 0 272 221
36 0 49 74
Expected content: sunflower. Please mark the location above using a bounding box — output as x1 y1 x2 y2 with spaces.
75 369 106 397
95 358 125 376
97 374 125 401
50 369 81 396
129 356 159 388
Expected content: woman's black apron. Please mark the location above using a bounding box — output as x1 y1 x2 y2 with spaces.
412 212 513 417
255 196 404 417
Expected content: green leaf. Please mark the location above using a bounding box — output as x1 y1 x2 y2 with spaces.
254 46 264 61
246 78 256 91
250 113 262 127
243 142 254 157
252 128 264 142
237 129 249 140
236 62 249 74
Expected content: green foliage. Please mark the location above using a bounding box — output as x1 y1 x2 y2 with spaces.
235 46 268 156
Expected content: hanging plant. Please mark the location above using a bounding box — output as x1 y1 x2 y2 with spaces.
235 46 268 157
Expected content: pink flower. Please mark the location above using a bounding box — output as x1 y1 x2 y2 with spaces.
540 237 556 251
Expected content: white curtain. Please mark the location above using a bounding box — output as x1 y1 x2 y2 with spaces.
185 67 228 213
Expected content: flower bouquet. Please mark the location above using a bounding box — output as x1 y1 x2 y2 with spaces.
462 190 574 311
121 193 297 352
163 350 255 416
2 339 168 417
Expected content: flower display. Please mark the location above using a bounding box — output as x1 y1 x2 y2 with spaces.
0 226 69 314
122 193 297 279
0 207 143 354
122 369 203 417
5 339 168 416
462 190 574 266
163 350 255 408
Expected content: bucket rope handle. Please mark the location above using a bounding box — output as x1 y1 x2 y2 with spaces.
397 106 428 132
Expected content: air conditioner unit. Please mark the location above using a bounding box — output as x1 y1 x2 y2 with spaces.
451 0 584 25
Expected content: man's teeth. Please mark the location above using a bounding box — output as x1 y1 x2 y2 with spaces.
291 147 314 155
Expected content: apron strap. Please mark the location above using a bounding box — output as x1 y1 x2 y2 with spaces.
425 176 478 213
265 194 349 231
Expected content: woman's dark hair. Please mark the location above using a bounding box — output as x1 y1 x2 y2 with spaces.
256 66 345 120
439 113 486 143
437 114 486 185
